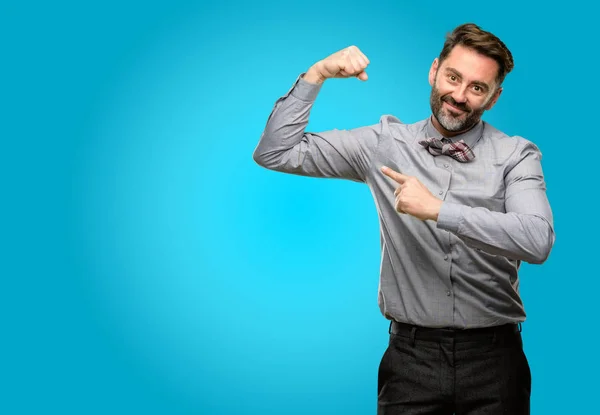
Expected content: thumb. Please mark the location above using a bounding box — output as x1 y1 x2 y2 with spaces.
356 71 368 81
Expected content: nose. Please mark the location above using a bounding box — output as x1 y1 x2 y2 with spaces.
451 86 468 104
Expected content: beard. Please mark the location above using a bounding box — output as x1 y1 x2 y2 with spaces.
429 81 486 133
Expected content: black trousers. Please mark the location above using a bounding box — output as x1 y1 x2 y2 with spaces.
377 321 531 415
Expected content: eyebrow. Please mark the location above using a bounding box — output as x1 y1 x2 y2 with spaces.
445 67 491 91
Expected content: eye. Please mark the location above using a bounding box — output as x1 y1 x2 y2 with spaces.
470 85 486 95
447 74 457 82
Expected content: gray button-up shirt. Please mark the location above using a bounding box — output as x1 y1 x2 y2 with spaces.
253 73 556 329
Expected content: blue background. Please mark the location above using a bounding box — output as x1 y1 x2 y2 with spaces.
3 0 596 413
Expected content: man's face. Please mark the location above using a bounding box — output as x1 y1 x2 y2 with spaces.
428 44 502 135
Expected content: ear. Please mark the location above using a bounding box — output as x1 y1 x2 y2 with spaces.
428 58 439 87
485 87 503 110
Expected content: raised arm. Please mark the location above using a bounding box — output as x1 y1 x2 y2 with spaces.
252 46 381 183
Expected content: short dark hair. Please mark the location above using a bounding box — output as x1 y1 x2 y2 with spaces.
438 23 514 86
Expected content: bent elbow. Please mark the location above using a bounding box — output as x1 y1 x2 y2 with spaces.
527 221 555 264
528 247 550 264
532 240 554 264
252 132 288 169
252 146 284 170
252 138 277 169
252 147 267 167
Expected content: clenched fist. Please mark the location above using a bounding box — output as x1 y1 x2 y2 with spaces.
303 45 370 84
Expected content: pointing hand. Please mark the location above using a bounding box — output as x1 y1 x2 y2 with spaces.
381 166 443 221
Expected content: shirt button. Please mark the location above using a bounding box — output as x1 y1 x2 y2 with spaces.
444 255 449 260
444 163 449 168
438 190 443 195
446 290 451 296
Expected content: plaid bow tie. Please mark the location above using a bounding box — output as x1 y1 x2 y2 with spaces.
418 136 475 163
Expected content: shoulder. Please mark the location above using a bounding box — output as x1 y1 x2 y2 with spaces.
481 122 543 164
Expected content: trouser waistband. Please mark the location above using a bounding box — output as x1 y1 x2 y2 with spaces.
389 320 521 343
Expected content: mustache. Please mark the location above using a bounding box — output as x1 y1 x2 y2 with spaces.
442 96 471 112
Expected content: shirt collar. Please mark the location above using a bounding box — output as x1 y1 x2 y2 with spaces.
425 115 484 149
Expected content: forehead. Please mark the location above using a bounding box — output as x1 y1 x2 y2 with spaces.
440 44 499 85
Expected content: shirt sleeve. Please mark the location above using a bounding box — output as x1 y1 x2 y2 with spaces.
436 139 556 264
252 73 381 183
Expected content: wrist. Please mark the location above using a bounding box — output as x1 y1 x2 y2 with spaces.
303 64 326 85
436 201 464 234
429 199 443 221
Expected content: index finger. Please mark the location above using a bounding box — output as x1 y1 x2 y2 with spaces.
381 166 407 184
353 46 370 64
360 51 370 65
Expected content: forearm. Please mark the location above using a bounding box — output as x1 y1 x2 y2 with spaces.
252 72 322 170
302 65 326 85
437 201 555 264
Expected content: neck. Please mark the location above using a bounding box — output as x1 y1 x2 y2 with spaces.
430 115 477 138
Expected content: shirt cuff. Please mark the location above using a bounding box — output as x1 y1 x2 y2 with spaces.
436 202 465 234
290 72 323 102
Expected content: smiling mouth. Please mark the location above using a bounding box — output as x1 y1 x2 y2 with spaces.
443 101 467 114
